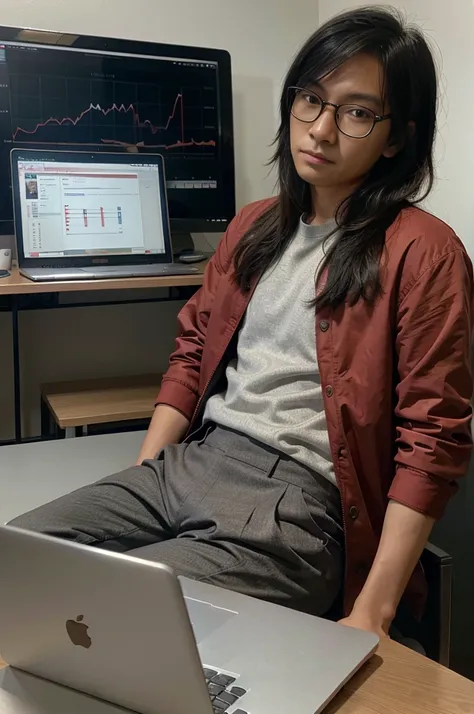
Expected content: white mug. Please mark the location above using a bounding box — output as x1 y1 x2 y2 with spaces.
0 249 12 271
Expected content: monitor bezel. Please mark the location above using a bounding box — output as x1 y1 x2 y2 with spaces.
11 149 175 268
0 26 236 235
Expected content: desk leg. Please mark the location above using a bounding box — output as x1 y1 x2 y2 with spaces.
11 295 22 443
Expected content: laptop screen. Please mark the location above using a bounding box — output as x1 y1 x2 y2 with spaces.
16 158 167 259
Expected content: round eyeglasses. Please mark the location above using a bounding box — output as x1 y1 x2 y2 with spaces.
288 86 392 139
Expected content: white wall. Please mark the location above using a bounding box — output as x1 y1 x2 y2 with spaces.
0 0 319 439
319 0 474 257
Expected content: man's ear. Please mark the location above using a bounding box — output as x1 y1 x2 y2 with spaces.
383 120 416 158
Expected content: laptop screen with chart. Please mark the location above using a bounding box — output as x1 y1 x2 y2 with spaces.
11 151 172 268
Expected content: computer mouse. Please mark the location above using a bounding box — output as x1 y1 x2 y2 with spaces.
178 252 206 264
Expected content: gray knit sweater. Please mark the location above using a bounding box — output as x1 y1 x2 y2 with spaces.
204 217 337 486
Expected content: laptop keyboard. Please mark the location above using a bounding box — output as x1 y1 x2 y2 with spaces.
203 667 248 714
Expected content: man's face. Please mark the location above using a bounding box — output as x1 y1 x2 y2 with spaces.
290 54 396 192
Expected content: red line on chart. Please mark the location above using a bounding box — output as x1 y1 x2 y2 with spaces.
181 93 185 151
12 93 215 150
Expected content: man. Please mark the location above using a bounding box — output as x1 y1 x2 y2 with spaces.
12 7 473 637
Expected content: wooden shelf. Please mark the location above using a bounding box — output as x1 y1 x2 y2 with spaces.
41 374 162 428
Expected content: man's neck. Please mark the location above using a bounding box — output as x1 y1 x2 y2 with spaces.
308 184 356 225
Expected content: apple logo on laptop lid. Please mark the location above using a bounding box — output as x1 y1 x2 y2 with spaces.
65 614 92 649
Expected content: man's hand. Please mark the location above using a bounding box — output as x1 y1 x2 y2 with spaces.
338 501 435 639
338 610 390 639
136 405 189 464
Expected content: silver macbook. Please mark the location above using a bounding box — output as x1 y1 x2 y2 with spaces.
0 526 378 714
10 149 199 282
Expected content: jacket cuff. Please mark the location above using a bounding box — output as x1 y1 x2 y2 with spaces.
388 466 458 520
154 378 199 422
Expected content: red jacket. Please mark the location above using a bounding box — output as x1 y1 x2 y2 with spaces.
157 198 473 617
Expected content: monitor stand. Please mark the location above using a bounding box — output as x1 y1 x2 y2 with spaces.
171 231 195 258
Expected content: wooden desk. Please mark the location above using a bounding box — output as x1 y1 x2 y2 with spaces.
0 266 206 295
1 639 473 713
0 266 206 444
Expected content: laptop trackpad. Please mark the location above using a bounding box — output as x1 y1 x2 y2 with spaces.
184 597 237 643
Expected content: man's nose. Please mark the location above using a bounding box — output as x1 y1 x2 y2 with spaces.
308 105 338 144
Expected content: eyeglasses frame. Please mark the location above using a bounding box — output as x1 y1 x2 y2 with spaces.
288 85 393 139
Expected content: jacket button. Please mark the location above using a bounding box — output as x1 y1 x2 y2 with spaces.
349 505 359 520
325 385 334 397
319 320 330 332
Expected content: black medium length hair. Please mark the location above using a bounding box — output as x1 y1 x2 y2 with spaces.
233 6 438 309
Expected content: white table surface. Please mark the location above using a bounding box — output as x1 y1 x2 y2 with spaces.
0 431 145 524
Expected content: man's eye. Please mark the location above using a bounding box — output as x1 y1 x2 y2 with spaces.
303 94 321 106
346 106 373 120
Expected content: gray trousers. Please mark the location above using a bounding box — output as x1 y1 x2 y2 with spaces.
10 424 343 616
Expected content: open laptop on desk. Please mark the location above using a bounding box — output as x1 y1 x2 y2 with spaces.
10 149 199 282
0 526 378 714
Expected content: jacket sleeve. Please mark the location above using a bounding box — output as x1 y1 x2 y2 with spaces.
388 248 474 519
155 210 244 420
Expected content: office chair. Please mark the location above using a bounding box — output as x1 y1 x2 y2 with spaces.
396 542 452 666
